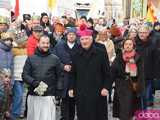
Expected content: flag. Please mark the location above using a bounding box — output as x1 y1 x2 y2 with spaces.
48 0 57 10
146 1 157 23
14 0 19 17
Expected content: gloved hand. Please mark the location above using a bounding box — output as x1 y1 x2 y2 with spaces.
34 81 48 96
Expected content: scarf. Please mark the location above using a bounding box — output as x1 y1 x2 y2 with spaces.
122 50 137 77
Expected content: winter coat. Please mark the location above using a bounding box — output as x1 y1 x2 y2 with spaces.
53 40 79 97
0 42 13 73
111 51 145 120
49 33 66 51
26 35 38 56
70 44 111 120
150 31 160 79
96 39 116 64
22 48 62 96
136 37 157 80
150 30 160 46
12 43 27 81
154 45 160 79
0 41 13 118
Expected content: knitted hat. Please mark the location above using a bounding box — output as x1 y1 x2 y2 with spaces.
138 24 151 32
0 16 9 24
32 15 40 21
110 25 121 37
66 27 77 34
32 25 43 32
54 22 65 33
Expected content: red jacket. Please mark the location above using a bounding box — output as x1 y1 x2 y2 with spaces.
27 35 38 56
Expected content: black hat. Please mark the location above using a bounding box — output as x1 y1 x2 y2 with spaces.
41 12 48 18
88 18 94 25
154 22 160 27
23 14 31 21
32 25 43 32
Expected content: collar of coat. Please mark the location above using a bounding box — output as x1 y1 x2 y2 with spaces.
35 48 51 57
79 43 97 56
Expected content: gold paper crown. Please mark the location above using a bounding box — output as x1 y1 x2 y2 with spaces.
1 32 12 40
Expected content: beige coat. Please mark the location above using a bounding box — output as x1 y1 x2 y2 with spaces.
97 39 116 64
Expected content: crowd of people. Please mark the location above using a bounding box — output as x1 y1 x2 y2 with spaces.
0 12 160 120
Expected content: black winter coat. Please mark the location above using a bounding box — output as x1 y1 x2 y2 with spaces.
53 40 79 97
22 48 61 96
136 38 157 80
111 51 145 94
111 51 145 120
70 44 111 120
150 31 160 79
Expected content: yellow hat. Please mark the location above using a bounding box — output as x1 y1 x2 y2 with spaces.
0 16 9 24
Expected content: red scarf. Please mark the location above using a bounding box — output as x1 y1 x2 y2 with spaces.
122 50 137 77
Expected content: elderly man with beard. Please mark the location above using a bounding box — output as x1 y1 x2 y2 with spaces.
22 35 62 120
136 25 157 109
69 28 111 120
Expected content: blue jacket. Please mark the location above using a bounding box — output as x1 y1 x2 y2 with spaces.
0 41 13 102
0 42 13 71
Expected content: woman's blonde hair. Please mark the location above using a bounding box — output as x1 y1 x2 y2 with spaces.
96 30 108 42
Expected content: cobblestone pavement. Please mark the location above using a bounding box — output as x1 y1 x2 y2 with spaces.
21 103 119 120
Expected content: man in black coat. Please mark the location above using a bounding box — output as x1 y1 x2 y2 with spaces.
151 22 160 83
22 35 61 120
136 25 157 109
53 27 79 120
69 29 111 120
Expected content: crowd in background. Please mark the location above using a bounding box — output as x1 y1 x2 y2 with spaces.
0 11 160 120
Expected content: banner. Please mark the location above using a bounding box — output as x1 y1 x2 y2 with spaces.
14 0 19 17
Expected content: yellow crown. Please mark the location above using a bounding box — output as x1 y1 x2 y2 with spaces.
1 32 12 39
